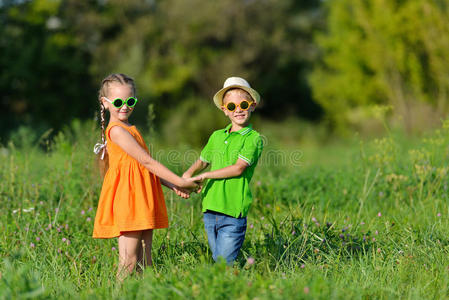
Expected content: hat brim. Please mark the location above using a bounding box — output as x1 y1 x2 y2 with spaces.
213 85 260 109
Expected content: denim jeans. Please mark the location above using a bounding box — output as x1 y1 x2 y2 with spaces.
203 210 247 264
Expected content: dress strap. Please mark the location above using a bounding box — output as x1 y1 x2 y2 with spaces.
106 122 134 140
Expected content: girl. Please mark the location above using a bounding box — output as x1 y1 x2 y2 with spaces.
92 73 197 279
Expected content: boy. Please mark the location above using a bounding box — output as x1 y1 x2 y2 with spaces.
182 76 263 264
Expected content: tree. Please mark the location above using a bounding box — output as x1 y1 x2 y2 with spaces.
310 0 449 133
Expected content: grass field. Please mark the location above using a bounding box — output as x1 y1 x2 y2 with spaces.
1 119 449 299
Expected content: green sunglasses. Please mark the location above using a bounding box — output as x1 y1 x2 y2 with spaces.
104 96 138 108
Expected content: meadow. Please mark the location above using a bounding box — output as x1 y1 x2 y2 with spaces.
1 119 449 299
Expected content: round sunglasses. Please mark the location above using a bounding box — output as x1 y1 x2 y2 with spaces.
104 96 138 108
224 100 253 112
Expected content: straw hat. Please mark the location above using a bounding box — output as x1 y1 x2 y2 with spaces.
213 77 260 109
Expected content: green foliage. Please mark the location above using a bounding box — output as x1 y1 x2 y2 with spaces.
0 0 96 135
161 98 228 147
310 0 449 133
1 0 324 140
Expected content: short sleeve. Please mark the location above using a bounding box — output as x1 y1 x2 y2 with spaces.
238 134 263 166
200 133 215 163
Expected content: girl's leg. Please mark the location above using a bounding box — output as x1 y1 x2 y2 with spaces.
117 231 142 280
140 229 153 268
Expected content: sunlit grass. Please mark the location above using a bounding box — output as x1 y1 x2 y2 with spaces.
1 120 449 299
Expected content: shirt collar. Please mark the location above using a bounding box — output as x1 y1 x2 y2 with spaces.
224 124 252 135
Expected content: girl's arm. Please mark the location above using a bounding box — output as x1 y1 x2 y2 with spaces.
182 159 209 178
191 158 248 181
110 126 198 189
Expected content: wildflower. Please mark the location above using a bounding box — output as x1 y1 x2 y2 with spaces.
55 208 59 213
57 227 61 233
88 207 93 212
372 238 376 242
377 212 382 217
292 231 296 235
65 224 69 230
86 217 91 222
112 247 116 251
377 248 381 253
261 216 265 220
437 213 441 217
312 217 317 222
304 287 310 294
360 221 365 225
247 257 255 265
30 243 35 248
66 239 71 245
300 264 305 269
81 210 85 215
249 224 254 229
257 181 261 186
39 201 44 205
62 238 67 242
375 230 378 235
22 207 34 213
339 234 344 239
57 248 61 253
35 237 40 242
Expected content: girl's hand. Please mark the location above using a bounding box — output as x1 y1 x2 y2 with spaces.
173 186 191 199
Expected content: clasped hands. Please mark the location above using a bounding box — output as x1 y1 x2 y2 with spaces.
173 173 208 199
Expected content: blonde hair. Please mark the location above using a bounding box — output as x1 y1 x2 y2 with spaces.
223 88 253 103
97 73 136 177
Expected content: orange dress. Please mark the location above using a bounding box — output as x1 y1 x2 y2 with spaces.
93 122 168 238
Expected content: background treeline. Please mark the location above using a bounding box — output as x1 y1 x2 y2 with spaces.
1 0 449 145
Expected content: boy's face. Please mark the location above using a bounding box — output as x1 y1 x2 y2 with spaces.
101 82 135 123
221 90 256 127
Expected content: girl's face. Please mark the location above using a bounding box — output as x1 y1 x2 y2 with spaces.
221 90 255 127
101 83 135 123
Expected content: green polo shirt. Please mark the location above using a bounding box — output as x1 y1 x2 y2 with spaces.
200 124 263 218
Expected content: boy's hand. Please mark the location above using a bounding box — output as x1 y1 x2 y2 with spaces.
190 173 208 193
191 173 206 183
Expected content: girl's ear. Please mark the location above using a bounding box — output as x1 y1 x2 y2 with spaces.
100 97 108 110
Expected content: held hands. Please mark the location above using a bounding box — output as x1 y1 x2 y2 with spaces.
172 176 203 199
183 172 207 194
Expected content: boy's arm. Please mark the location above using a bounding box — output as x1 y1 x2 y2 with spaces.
192 158 248 181
182 159 209 178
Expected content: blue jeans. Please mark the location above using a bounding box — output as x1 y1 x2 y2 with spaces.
203 211 247 264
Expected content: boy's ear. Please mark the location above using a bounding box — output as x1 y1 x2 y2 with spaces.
221 106 228 115
249 102 257 112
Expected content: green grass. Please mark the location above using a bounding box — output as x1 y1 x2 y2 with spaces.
1 119 449 299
